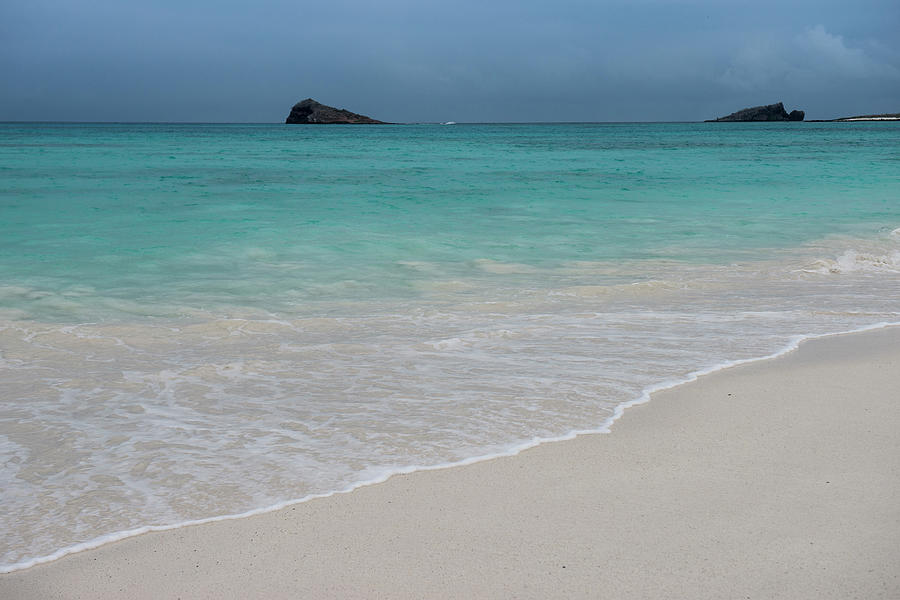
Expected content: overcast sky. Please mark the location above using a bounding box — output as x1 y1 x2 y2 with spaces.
2 0 898 122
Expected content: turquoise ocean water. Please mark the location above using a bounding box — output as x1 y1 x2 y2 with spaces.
1 122 899 570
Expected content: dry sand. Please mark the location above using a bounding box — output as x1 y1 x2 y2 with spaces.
2 326 898 599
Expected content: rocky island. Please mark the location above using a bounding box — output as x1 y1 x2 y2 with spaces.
285 99 387 124
707 102 804 122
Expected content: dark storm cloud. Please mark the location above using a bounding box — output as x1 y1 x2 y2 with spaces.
1 0 898 122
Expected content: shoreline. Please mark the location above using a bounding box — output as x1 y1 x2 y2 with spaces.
2 322 896 576
2 324 899 598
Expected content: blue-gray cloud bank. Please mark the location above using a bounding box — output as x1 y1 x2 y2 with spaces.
2 0 898 122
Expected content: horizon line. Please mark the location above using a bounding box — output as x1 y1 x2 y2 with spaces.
0 119 865 125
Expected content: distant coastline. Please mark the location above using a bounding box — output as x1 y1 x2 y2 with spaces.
807 113 900 122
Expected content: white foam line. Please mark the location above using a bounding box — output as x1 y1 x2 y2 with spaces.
3 320 899 575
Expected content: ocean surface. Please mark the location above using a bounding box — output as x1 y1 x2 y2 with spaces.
1 121 899 571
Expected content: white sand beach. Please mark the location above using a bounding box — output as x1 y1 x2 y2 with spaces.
2 326 898 599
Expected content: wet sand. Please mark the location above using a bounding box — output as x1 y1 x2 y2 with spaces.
2 326 898 599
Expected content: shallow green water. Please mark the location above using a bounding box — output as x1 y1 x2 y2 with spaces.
2 122 897 319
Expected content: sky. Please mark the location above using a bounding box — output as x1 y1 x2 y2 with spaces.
1 0 899 122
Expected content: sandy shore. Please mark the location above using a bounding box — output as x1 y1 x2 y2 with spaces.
2 326 899 599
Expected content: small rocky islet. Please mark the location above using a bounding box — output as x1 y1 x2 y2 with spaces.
708 102 899 122
706 102 804 122
285 99 387 124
